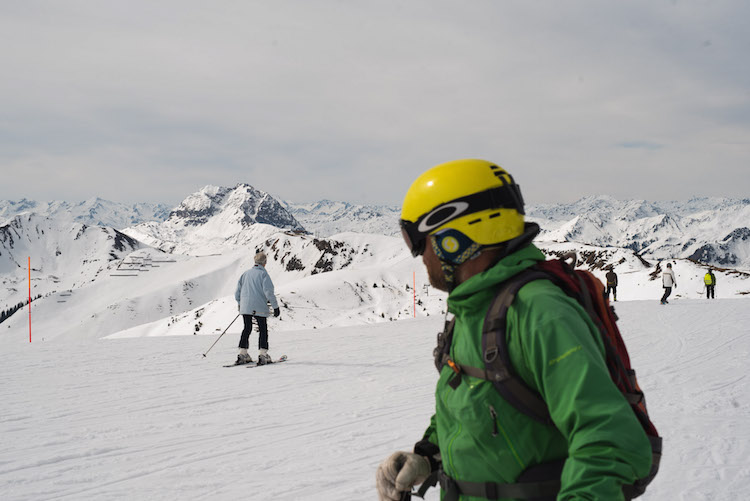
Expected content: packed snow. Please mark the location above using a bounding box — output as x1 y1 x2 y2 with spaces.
1 290 749 499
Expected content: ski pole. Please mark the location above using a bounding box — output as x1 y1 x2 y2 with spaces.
202 313 240 358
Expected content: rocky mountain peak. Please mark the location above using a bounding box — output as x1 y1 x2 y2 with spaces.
167 184 305 231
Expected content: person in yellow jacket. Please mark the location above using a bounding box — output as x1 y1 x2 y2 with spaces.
704 270 716 299
377 159 652 501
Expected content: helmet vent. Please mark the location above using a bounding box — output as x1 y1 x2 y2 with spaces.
468 218 481 225
489 212 501 219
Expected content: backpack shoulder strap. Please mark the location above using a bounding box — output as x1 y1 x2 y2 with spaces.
433 316 456 374
480 268 555 425
437 267 556 425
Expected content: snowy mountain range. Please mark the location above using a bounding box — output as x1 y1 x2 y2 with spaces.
2 185 749 340
280 199 402 237
6 188 749 270
526 195 750 268
287 195 750 271
0 197 170 229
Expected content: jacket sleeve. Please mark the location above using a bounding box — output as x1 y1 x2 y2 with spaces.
415 414 441 471
513 287 652 500
420 414 439 446
235 274 243 303
262 272 279 309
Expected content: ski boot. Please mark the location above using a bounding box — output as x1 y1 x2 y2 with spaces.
236 352 253 365
257 349 272 366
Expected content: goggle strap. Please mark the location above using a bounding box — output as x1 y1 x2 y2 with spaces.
416 184 523 231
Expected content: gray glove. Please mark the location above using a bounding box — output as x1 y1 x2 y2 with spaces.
376 452 431 501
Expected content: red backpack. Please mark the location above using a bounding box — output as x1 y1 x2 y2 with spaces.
431 256 662 500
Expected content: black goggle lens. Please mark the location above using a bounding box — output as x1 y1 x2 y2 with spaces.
400 222 425 257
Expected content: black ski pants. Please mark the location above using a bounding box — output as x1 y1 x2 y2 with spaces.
239 314 268 350
661 287 672 303
606 285 617 301
706 285 715 299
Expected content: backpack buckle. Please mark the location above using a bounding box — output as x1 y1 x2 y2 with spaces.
484 346 498 363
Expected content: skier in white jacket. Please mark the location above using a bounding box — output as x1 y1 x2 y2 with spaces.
661 263 676 304
234 251 280 365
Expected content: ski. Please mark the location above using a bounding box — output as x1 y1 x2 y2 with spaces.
223 361 252 368
223 355 288 368
246 355 288 368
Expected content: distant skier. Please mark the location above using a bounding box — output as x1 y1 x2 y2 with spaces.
704 270 716 299
661 263 676 305
234 251 280 365
605 267 618 301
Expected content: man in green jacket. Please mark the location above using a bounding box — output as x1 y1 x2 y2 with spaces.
376 159 653 500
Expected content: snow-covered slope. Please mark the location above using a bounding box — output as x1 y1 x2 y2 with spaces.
539 241 750 301
0 230 443 342
1 299 749 499
124 184 305 254
0 213 142 313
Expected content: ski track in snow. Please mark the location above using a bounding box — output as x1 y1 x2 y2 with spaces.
2 299 750 500
616 299 750 500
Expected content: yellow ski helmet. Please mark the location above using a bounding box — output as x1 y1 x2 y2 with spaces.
400 159 525 258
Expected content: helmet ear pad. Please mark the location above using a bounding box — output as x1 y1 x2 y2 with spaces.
431 228 482 266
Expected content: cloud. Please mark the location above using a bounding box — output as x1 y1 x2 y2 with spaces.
617 141 664 150
1 0 749 206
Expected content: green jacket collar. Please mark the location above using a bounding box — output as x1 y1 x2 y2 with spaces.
447 244 546 315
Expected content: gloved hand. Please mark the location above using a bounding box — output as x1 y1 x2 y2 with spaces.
273 307 280 317
376 452 431 501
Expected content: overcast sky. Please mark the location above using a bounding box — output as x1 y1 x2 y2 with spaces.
1 0 748 207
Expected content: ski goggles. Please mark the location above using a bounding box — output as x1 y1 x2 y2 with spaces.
399 183 525 257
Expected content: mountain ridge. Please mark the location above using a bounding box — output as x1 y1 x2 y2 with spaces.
0 197 170 229
4 190 750 270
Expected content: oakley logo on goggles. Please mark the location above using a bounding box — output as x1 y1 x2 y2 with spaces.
400 183 524 257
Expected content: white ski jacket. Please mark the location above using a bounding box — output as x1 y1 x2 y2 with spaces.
662 268 676 288
235 264 279 316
